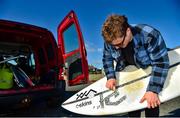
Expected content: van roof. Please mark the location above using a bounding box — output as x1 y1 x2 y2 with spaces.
0 19 56 47
0 19 50 34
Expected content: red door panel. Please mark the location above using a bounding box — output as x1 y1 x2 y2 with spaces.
58 11 89 86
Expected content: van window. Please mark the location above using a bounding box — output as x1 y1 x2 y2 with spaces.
38 48 46 65
63 24 79 53
68 58 82 80
45 43 54 61
29 53 35 70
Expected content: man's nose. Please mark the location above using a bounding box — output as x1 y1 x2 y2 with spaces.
115 46 120 49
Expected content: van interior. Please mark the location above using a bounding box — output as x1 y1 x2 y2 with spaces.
0 23 57 91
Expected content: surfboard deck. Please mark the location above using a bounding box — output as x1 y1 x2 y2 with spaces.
62 48 180 116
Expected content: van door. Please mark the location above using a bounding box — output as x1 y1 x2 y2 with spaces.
58 11 89 86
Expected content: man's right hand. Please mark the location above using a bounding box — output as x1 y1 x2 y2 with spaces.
106 78 116 91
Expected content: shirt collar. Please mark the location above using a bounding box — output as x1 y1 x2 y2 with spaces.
130 25 143 48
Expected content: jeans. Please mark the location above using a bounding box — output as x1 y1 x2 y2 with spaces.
128 107 159 117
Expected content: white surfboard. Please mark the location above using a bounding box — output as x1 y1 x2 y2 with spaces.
62 47 180 116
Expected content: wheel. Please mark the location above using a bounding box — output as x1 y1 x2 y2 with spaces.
14 96 32 109
46 80 65 107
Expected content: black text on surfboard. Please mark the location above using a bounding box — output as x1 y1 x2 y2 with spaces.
98 91 126 109
75 91 127 110
76 89 97 100
76 101 92 108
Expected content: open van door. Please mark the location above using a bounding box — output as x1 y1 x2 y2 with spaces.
58 11 89 90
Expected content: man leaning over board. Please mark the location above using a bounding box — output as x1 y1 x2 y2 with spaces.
101 14 169 117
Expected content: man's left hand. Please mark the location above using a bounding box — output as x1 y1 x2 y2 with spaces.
140 91 161 109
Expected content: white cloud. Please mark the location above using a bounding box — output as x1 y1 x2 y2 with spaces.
97 48 103 52
85 43 103 53
93 60 102 64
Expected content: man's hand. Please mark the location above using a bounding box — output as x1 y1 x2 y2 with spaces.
140 91 161 109
106 78 116 91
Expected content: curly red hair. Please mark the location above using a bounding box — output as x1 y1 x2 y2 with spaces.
102 14 129 43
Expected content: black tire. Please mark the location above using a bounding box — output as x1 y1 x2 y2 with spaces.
46 80 65 107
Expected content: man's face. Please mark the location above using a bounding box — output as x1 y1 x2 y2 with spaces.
111 28 133 49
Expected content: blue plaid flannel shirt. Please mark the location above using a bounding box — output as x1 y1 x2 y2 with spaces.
102 24 169 94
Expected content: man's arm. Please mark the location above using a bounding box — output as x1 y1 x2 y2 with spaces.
140 28 169 108
145 30 169 94
102 43 116 80
102 43 117 90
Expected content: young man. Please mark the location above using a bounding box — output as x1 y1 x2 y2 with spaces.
101 14 169 117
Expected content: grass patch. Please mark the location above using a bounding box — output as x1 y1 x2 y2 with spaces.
89 73 105 82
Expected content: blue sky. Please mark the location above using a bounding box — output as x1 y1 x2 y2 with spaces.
0 0 179 69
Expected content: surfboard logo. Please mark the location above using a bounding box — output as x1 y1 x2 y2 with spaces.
99 91 127 109
76 100 92 108
76 89 97 100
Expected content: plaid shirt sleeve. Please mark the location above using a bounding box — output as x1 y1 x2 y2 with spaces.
145 28 169 94
102 43 116 80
